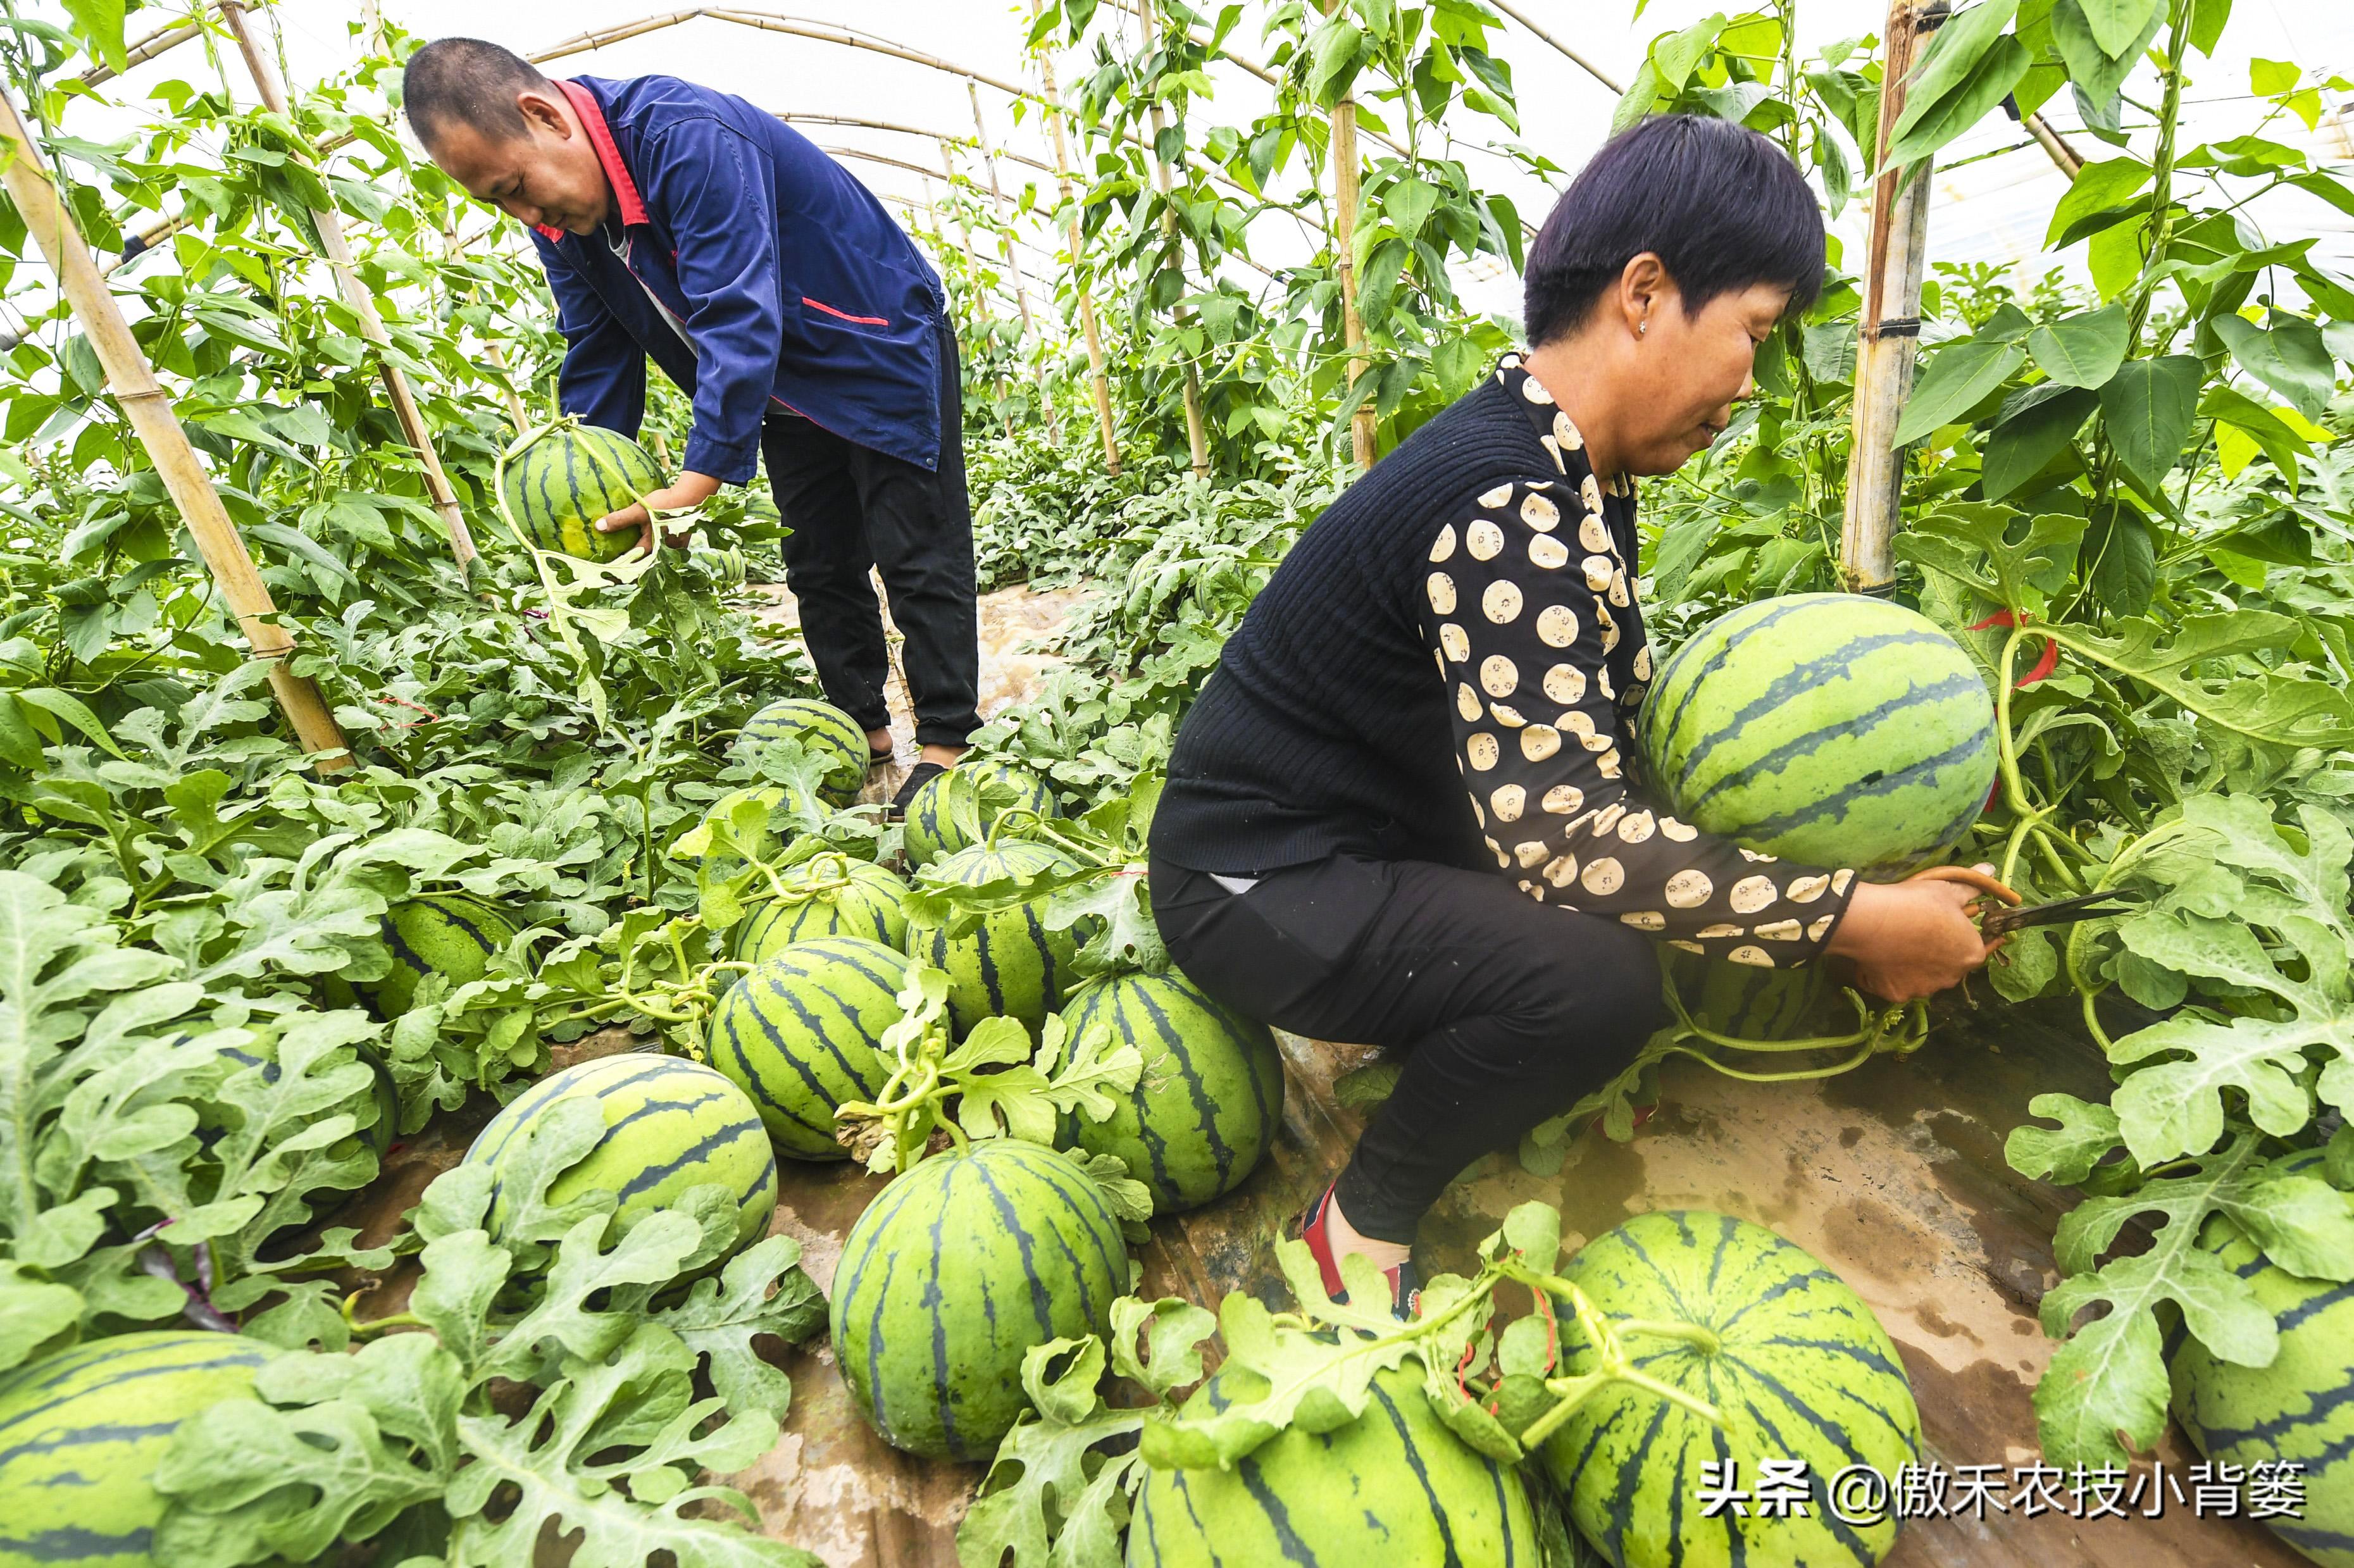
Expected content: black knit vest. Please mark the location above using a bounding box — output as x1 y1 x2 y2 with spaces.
1154 373 1592 876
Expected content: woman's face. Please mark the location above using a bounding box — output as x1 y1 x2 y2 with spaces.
1620 280 1792 475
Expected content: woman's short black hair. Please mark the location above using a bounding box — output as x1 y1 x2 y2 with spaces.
1523 115 1825 345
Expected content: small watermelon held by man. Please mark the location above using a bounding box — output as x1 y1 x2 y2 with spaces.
1064 968 1285 1214
0 1331 271 1568
1128 1359 1543 1566
903 758 1057 869
733 695 871 806
2167 1148 2354 1567
706 934 911 1159
461 1052 778 1259
500 421 665 563
830 1137 1127 1460
1543 1210 1921 1568
1640 594 1997 870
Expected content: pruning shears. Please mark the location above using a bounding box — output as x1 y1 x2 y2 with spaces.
1903 865 2141 938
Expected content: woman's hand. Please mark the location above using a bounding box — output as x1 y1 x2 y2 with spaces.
1822 864 1998 1004
595 469 723 554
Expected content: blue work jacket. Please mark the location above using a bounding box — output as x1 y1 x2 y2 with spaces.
528 75 948 480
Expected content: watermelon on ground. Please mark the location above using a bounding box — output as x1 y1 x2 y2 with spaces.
1065 970 1283 1214
1640 594 1996 869
462 1052 777 1257
1128 1360 1542 1565
1666 948 1840 1042
831 1139 1125 1460
500 422 663 563
362 892 519 1017
2167 1148 2354 1567
903 759 1057 869
0 1331 270 1568
907 840 1081 1037
706 935 910 1159
732 856 908 962
733 697 871 805
1543 1210 1921 1568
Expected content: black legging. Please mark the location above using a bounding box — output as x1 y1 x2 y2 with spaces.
1150 852 1665 1243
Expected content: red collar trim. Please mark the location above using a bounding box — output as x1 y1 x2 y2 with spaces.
533 79 647 241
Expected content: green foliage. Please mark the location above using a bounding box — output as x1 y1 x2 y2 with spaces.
150 1106 827 1565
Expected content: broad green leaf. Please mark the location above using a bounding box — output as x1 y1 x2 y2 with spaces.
958 1335 1148 1568
2212 314 2336 421
1894 502 2086 616
2201 384 2311 485
651 1235 825 1422
1890 337 2027 446
1886 32 2030 169
2077 0 2162 56
2025 302 2130 387
2052 0 2164 106
59 0 128 75
1982 383 2096 499
2096 355 2201 490
2043 160 2156 248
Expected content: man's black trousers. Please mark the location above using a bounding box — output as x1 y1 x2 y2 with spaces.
762 316 981 748
1150 853 1666 1243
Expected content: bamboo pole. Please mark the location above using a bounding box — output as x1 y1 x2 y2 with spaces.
2023 109 2084 177
1033 11 1121 475
1138 4 1211 478
73 15 208 90
1487 0 1626 93
218 1 481 578
1321 0 1376 470
932 156 1018 441
1840 0 1950 595
967 80 1062 441
0 87 349 766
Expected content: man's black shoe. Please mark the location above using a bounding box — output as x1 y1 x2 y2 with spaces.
887 761 947 821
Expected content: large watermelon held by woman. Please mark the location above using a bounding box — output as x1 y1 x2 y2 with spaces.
1640 594 1996 870
831 1138 1125 1460
907 840 1081 1037
706 935 909 1159
733 696 870 806
1065 969 1284 1214
500 421 664 563
1544 1210 1921 1568
2167 1148 2354 1567
903 759 1057 869
362 891 519 1017
461 1052 777 1258
1129 1360 1541 1565
0 1331 270 1568
732 855 909 963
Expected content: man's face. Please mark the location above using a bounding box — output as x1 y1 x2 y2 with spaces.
427 90 610 236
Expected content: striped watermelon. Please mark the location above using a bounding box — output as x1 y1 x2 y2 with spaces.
733 856 908 962
462 1053 776 1257
1064 970 1284 1214
500 422 663 563
902 759 1057 869
831 1138 1125 1460
1666 950 1840 1041
1543 1210 1921 1568
0 1331 269 1568
363 892 518 1017
706 935 910 1160
2167 1150 2354 1567
1129 1360 1542 1565
908 840 1081 1037
1640 595 1996 869
734 697 870 806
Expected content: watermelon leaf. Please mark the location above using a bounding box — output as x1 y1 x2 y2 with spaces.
959 1335 1151 1568
2036 613 2354 747
652 1234 827 1422
2004 1092 2126 1185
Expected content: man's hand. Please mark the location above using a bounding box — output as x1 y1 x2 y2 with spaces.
1824 864 1999 1004
595 469 723 554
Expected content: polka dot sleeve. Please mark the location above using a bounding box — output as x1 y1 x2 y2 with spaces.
1420 480 1857 969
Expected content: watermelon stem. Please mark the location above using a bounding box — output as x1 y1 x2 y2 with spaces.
1498 1267 1726 1447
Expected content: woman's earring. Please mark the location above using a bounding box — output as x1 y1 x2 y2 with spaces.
1638 320 1648 336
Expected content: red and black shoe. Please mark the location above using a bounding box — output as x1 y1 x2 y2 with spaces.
1294 1181 1421 1320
